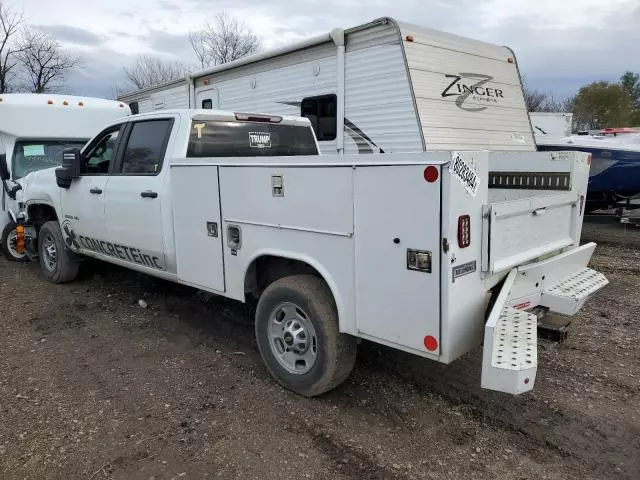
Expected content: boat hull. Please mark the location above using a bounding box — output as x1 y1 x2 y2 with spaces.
537 144 640 207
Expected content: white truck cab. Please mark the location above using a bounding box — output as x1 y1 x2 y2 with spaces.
0 94 131 261
11 109 608 397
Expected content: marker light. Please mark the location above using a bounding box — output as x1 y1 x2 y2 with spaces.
458 215 471 248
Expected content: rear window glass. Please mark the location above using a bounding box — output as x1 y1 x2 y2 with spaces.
186 120 318 157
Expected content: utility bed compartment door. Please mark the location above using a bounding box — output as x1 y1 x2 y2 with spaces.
354 164 441 355
483 192 577 274
171 165 225 292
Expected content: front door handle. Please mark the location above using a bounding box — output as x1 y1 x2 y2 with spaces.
140 190 158 199
89 187 102 194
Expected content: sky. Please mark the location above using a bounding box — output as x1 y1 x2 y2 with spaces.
15 0 640 99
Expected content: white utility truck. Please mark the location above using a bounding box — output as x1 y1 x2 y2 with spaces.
0 94 131 261
5 109 607 397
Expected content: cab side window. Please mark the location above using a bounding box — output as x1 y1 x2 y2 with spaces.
119 119 172 175
81 126 122 175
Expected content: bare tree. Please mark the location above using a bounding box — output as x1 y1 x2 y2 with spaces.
521 76 572 113
190 12 261 69
0 2 25 93
18 29 81 93
123 55 187 90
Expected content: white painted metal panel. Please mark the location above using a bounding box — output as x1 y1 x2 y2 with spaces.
354 164 440 355
217 165 357 335
346 20 400 51
219 166 353 235
161 84 190 109
487 192 577 273
398 22 536 152
171 165 225 292
438 151 492 363
138 98 153 114
197 43 336 85
344 43 422 154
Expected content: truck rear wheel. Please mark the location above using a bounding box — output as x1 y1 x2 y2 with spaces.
38 221 79 283
255 274 357 397
1 222 27 262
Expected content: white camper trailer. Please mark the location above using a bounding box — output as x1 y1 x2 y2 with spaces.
119 79 189 115
119 17 536 156
0 94 130 261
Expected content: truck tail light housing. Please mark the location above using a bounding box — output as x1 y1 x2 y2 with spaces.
458 215 471 248
235 112 282 123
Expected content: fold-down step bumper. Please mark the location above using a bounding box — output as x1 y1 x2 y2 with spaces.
481 243 608 395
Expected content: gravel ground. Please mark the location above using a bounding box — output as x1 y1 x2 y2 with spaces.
0 219 638 480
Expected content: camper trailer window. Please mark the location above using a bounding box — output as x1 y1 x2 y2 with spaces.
129 102 139 115
120 119 173 175
202 99 213 109
301 94 337 141
12 140 87 180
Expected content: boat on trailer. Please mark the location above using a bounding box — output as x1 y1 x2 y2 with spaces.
536 128 640 212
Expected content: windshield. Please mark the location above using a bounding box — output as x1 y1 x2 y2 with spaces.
12 140 87 180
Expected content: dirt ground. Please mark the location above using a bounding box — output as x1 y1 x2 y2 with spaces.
0 219 638 480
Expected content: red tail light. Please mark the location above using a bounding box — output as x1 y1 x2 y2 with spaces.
234 112 282 123
458 215 471 248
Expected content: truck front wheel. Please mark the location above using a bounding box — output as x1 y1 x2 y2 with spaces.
38 221 79 283
255 274 357 397
1 222 27 262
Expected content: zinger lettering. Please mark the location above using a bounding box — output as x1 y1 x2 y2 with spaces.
441 73 504 112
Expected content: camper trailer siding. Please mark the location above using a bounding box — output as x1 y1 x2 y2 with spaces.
120 81 189 114
398 21 536 151
200 51 339 155
345 19 400 51
344 42 422 154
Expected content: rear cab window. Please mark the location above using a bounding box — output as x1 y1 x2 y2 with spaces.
186 119 318 157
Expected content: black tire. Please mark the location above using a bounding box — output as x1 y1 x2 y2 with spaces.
255 274 357 397
38 221 79 283
1 221 28 262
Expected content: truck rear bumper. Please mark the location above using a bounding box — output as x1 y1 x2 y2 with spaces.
481 243 608 395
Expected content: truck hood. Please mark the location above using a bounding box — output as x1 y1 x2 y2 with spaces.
15 166 58 205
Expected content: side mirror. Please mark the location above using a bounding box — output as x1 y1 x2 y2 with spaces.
0 153 9 181
55 147 82 189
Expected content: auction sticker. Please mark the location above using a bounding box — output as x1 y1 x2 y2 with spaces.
450 152 480 197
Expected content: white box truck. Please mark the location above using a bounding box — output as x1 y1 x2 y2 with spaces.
4 109 607 397
0 94 131 261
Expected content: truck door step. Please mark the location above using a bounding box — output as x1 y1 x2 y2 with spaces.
482 302 538 395
541 267 609 315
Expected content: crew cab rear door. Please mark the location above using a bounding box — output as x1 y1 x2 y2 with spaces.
102 117 175 272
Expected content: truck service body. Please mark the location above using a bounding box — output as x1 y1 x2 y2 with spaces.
9 109 608 396
0 94 131 261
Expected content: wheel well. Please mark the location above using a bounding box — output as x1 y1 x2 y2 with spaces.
27 204 58 233
244 255 325 300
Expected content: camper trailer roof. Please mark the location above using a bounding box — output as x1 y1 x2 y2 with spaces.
0 94 130 139
190 17 512 80
120 16 516 98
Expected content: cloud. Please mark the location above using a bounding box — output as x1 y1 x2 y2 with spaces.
146 30 197 64
35 25 106 46
17 0 640 99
